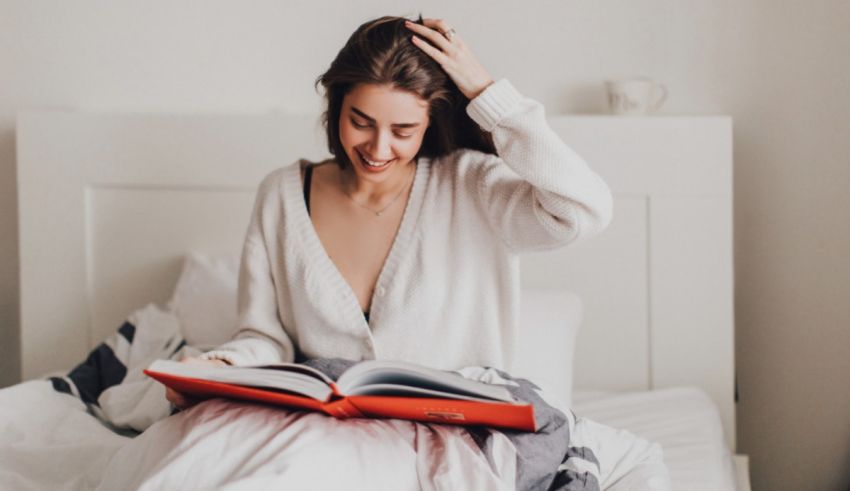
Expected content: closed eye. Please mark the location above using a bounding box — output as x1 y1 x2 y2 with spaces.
351 118 370 129
351 118 414 139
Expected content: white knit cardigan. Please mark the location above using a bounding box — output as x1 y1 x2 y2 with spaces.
201 79 613 371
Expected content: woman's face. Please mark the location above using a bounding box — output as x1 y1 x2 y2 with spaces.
339 83 430 184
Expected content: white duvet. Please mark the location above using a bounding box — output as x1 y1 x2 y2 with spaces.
99 399 517 490
0 380 129 490
0 380 671 490
0 305 672 490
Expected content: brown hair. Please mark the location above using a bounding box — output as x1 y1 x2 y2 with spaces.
315 15 496 169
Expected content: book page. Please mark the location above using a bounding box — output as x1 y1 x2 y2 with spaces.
250 363 334 385
146 360 333 401
336 360 515 403
344 384 514 402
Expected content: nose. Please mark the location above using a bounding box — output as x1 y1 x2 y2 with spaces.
366 131 393 160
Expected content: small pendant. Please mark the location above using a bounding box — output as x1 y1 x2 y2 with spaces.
375 212 382 217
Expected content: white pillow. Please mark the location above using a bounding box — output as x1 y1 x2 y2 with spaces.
513 289 582 410
169 252 240 349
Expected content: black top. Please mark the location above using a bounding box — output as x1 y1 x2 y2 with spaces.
303 164 314 215
303 164 370 323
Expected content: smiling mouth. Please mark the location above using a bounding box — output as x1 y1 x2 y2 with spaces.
357 150 394 169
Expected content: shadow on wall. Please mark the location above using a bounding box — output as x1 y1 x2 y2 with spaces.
559 81 610 115
0 124 21 388
552 83 610 115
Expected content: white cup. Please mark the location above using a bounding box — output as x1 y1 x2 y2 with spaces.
606 77 668 115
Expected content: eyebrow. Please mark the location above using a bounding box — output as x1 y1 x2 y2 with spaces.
350 106 422 129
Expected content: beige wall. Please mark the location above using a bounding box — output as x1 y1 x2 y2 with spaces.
732 2 850 490
0 1 847 489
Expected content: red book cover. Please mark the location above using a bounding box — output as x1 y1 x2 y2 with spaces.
145 363 536 432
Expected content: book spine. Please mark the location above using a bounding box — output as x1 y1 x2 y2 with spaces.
329 382 342 398
344 396 537 432
321 398 365 419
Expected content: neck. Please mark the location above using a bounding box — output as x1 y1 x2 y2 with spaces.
340 160 416 208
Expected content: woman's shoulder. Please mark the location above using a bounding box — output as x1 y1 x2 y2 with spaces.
249 159 323 228
256 158 326 194
249 159 317 212
432 148 500 183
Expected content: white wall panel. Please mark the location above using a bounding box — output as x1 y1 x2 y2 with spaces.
87 187 255 345
523 195 650 390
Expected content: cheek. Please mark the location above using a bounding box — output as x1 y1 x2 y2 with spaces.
338 122 359 148
398 133 426 156
400 140 423 157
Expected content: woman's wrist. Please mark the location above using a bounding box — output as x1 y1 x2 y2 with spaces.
465 79 523 132
467 79 495 101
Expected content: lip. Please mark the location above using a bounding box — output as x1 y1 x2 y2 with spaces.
356 150 395 173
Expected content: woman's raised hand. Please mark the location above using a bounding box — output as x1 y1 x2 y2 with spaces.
405 18 494 100
164 356 230 410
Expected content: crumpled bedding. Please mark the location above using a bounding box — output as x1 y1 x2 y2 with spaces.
0 380 130 491
1 304 670 490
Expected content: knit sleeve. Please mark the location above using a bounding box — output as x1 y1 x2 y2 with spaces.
200 174 296 366
465 79 614 252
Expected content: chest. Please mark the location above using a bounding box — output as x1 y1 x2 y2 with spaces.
307 170 409 312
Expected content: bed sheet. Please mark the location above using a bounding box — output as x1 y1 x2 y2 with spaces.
573 387 738 491
0 380 131 491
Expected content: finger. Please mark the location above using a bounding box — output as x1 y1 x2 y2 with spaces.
166 389 186 408
423 18 452 34
410 35 451 65
166 387 196 409
423 18 462 43
174 393 198 410
165 387 181 403
404 21 453 53
405 20 448 46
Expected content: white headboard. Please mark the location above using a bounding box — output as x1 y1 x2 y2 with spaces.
16 110 734 448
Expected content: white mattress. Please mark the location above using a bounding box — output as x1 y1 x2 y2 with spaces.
573 387 738 491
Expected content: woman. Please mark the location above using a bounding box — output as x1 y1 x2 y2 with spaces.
167 15 613 408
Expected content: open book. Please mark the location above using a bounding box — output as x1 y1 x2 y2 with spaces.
145 359 536 432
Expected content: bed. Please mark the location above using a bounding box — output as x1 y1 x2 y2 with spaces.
10 110 747 489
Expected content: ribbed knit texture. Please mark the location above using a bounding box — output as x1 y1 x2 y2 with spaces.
201 79 613 371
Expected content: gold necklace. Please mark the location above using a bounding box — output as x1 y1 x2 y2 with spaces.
342 164 416 217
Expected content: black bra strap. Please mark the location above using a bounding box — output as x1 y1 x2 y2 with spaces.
303 165 314 216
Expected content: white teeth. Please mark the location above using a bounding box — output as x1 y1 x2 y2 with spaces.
359 152 392 168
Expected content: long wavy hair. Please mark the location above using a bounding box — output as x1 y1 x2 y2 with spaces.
315 15 496 169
